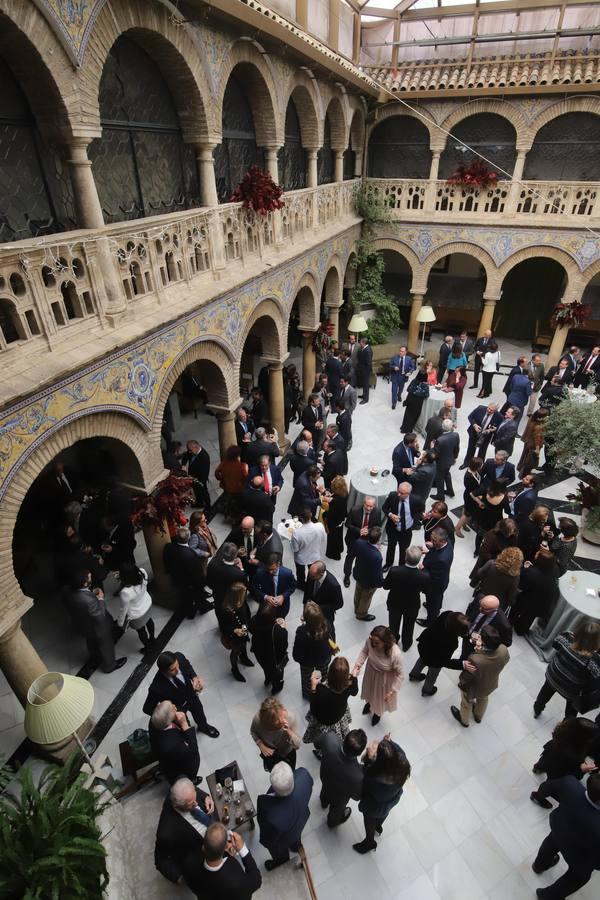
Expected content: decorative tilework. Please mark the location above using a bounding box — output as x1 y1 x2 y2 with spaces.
37 0 107 65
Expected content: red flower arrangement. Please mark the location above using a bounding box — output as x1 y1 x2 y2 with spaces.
130 473 194 535
231 165 285 215
447 160 499 190
551 300 591 330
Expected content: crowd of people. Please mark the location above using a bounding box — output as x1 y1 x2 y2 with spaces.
48 332 600 899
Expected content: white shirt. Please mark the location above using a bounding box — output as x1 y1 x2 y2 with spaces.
117 568 152 627
177 808 209 838
291 521 327 565
204 843 249 872
482 351 501 372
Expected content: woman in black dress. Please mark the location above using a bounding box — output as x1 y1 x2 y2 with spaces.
530 716 600 808
518 505 552 562
353 737 411 855
510 547 559 636
219 582 254 682
470 482 507 553
455 456 483 538
292 601 333 699
250 602 289 694
323 475 348 561
303 656 359 756
400 363 431 433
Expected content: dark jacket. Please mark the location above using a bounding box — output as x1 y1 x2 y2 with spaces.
325 354 343 397
384 564 429 616
252 564 296 617
143 652 200 717
301 404 324 443
462 606 513 658
416 610 465 669
68 587 113 641
481 459 516 487
154 787 210 883
245 439 279 468
257 767 313 860
356 344 373 373
309 678 358 725
336 408 353 446
98 519 136 571
392 442 419 480
240 485 275 523
288 471 320 518
206 558 248 609
315 731 363 806
467 406 502 439
503 365 526 395
183 848 262 900
322 448 348 488
492 419 519 456
359 740 406 821
292 623 333 669
303 571 344 622
249 614 288 672
289 451 313 486
235 416 255 446
345 504 383 548
353 538 384 589
163 542 205 592
149 722 199 785
382 491 424 537
407 462 437 502
184 447 210 484
424 414 445 450
247 464 284 492
507 373 533 411
537 776 600 872
255 531 284 565
546 365 573 385
423 542 453 589
508 486 538 524
433 431 460 470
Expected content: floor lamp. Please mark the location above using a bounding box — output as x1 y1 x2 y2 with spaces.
347 312 368 336
415 304 436 360
24 672 95 766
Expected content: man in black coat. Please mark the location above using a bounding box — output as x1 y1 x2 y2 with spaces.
315 729 367 828
505 474 537 524
97 515 136 573
182 440 211 509
245 427 280 468
304 561 344 632
502 355 529 397
481 450 516 488
163 527 213 618
356 337 373 403
461 594 513 659
471 329 493 389
325 348 343 402
406 450 437 506
301 393 325 449
531 773 600 899
149 701 201 785
343 496 383 586
257 763 313 869
382 482 424 570
335 401 353 450
251 388 269 426
235 407 255 446
573 344 600 388
409 609 471 696
240 476 275 523
289 440 314 485
321 439 347 490
154 777 214 884
184 824 262 900
491 406 519 459
437 335 453 384
67 569 126 672
288 465 322 519
143 650 219 737
461 403 502 468
431 420 460 501
255 521 284 565
392 432 420 484
206 543 248 609
544 357 573 386
384 546 429 651
417 528 454 626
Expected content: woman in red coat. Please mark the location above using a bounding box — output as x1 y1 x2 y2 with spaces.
444 366 467 408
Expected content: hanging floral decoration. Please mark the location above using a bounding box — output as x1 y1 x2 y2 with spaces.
130 473 194 534
447 160 499 189
231 166 285 215
310 321 335 354
550 300 591 329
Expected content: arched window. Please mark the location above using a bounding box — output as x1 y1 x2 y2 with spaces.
89 35 200 223
279 98 306 191
0 57 74 242
0 299 24 344
214 74 265 203
318 114 334 185
367 116 431 179
524 113 600 181
439 114 517 180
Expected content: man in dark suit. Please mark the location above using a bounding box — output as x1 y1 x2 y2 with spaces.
574 344 600 388
526 354 546 416
531 773 600 899
325 423 346 453
417 528 454 626
382 482 424 570
302 393 325 449
343 496 383 587
491 406 519 458
337 375 358 414
143 650 219 737
545 357 573 387
288 465 322 518
46 459 80 513
251 387 269 426
257 762 313 869
149 701 201 785
206 542 248 609
67 569 126 673
432 420 460 501
392 432 420 484
248 455 283 504
424 405 453 452
255 520 284 565
335 401 353 449
154 777 214 884
481 450 516 487
235 407 255 458
471 329 493 389
325 348 343 402
384 545 430 651
240 476 276 523
406 450 437 505
252 554 296 618
289 440 314 486
389 345 415 409
506 474 537 524
461 594 513 658
502 355 529 396
224 516 259 573
460 402 502 468
163 527 213 617
315 729 367 828
353 526 384 621
245 427 280 467
560 345 580 372
97 515 136 573
437 335 453 383
304 561 344 631
183 440 211 509
321 439 347 489
356 337 373 403
458 330 475 360
183 823 262 900
540 375 568 408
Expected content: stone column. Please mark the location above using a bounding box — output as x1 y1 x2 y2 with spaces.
307 150 318 188
506 148 529 214
334 150 344 183
196 143 219 207
0 621 47 707
354 151 363 179
327 307 340 342
302 332 317 401
268 362 289 451
478 296 498 338
547 322 571 368
428 150 442 182
215 409 237 459
407 293 424 355
264 147 280 184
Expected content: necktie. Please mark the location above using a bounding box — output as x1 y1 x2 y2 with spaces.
264 470 270 494
400 358 404 375
586 356 595 372
400 500 406 531
470 613 485 634
246 535 252 556
407 448 413 467
314 407 318 419
191 805 212 827
363 512 369 528
242 422 247 433
481 415 490 431
271 574 277 596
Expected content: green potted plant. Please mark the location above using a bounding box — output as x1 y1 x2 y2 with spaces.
0 755 112 899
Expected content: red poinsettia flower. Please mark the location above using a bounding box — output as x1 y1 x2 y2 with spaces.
231 166 285 215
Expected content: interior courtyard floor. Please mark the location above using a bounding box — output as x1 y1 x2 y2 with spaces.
1 332 599 899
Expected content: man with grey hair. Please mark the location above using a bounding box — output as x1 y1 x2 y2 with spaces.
481 448 516 487
207 540 248 610
383 545 430 650
163 526 213 618
417 527 454 627
438 335 454 383
301 392 325 448
382 482 424 570
289 439 314 486
246 425 279 468
183 822 262 899
431 417 460 502
149 701 200 785
154 776 214 884
257 761 314 870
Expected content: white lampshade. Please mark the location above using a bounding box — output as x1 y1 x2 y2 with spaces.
24 672 94 745
416 305 436 323
347 313 368 333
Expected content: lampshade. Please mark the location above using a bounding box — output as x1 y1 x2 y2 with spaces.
24 672 94 745
416 305 436 324
347 313 368 333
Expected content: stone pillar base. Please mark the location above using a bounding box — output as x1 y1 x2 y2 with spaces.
0 622 47 708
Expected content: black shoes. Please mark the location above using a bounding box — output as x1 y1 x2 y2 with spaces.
199 725 220 738
459 463 468 470
530 791 552 810
371 714 381 726
409 673 426 682
532 854 559 875
240 655 255 667
232 668 246 682
109 657 127 672
450 705 468 727
353 840 377 854
362 702 371 715
343 576 351 588
359 399 368 405
415 618 429 628
356 614 376 622
422 687 438 697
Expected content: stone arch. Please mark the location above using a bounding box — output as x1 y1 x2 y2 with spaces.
370 238 420 290
420 243 497 295
349 107 366 154
324 96 348 151
496 246 578 295
0 6 77 141
323 261 343 308
284 73 321 149
0 411 152 626
238 298 286 361
529 96 600 143
217 40 280 147
79 0 212 141
439 100 529 151
291 272 320 330
368 106 436 149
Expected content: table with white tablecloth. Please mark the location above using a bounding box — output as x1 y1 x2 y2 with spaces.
348 468 397 513
415 388 455 439
527 570 600 662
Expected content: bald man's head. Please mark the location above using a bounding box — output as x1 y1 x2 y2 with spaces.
241 516 255 533
479 595 500 615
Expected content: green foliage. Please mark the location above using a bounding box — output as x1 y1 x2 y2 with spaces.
0 754 112 900
350 236 401 346
353 184 392 228
544 396 600 472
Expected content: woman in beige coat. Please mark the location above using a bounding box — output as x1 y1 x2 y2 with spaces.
352 626 404 727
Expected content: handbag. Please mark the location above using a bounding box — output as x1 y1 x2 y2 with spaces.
408 380 429 399
575 689 600 714
272 625 289 677
126 728 153 766
220 632 233 650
